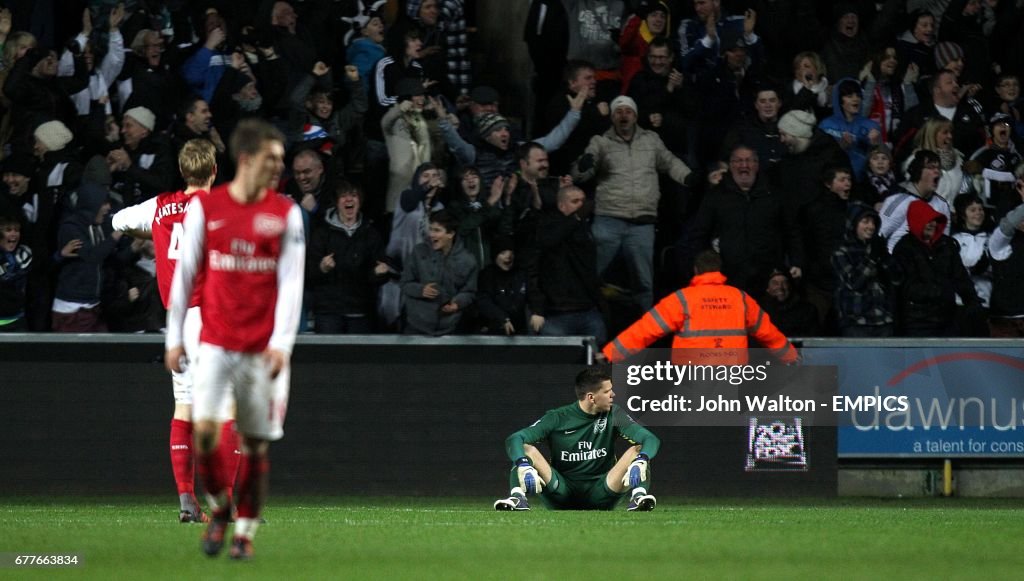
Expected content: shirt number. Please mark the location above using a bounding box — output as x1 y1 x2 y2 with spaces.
168 222 183 261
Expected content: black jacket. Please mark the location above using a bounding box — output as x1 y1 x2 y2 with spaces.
893 202 979 333
769 130 849 213
306 209 387 317
628 66 699 156
688 175 804 294
528 210 602 315
801 191 852 290
110 134 175 206
54 182 119 304
3 51 89 138
476 263 528 333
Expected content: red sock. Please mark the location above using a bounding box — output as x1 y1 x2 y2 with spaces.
195 443 226 510
218 420 241 504
169 419 195 496
235 453 269 520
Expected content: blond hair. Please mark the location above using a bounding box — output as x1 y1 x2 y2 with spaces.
3 32 36 70
914 118 953 152
178 139 217 186
792 51 826 80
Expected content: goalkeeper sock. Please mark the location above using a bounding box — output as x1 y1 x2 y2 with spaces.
236 452 269 524
218 420 241 505
169 419 195 497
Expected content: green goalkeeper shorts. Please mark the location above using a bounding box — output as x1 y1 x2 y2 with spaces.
539 468 627 510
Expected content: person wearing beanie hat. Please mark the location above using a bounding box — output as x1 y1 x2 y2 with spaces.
1 153 37 225
609 95 638 116
124 106 156 132
571 84 692 311
107 105 175 205
436 88 583 194
819 77 882 179
934 42 964 75
773 106 849 213
476 113 511 142
2 152 36 180
33 120 73 155
778 109 816 141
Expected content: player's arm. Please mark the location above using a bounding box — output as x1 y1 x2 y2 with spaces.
612 405 661 460
613 406 661 488
111 197 157 240
504 412 558 494
504 412 558 462
164 198 206 372
265 204 306 375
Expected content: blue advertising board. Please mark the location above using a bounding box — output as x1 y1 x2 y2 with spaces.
803 345 1024 458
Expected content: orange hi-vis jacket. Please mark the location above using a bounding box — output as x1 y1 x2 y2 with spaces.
602 272 799 364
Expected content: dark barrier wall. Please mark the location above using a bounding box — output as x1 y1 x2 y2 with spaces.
1 336 836 497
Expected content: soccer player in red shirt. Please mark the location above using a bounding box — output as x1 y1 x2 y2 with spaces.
112 139 239 524
165 120 304 561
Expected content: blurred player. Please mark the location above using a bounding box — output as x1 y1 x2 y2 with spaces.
494 368 661 511
165 119 304 560
111 139 240 523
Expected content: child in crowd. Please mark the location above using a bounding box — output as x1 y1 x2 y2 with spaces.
950 193 994 336
832 204 899 337
0 215 32 331
858 144 898 209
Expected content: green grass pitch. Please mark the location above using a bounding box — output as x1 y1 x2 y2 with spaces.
2 496 1023 579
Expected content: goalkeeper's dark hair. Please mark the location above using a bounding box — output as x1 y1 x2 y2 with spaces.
575 367 611 399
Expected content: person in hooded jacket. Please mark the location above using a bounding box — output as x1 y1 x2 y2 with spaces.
832 203 900 337
51 175 123 332
893 198 979 336
818 78 882 180
386 161 446 269
307 180 389 334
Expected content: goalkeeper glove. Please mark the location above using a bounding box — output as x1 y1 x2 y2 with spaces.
515 457 544 494
623 453 649 489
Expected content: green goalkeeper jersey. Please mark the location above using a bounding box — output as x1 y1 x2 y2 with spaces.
505 403 660 480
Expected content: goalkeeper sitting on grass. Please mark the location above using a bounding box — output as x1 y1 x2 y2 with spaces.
495 368 660 511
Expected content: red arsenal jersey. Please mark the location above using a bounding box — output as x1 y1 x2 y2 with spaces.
166 184 305 354
112 190 207 308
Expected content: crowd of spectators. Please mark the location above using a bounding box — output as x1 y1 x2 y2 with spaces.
2 0 1024 339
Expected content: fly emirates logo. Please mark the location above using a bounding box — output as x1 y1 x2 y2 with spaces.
210 239 277 273
560 440 608 462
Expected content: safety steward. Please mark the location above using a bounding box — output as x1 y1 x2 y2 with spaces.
602 250 799 364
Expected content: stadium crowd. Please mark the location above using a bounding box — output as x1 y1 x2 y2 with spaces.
1 0 1024 339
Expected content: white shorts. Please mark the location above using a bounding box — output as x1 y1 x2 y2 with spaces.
171 306 202 404
191 342 290 441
